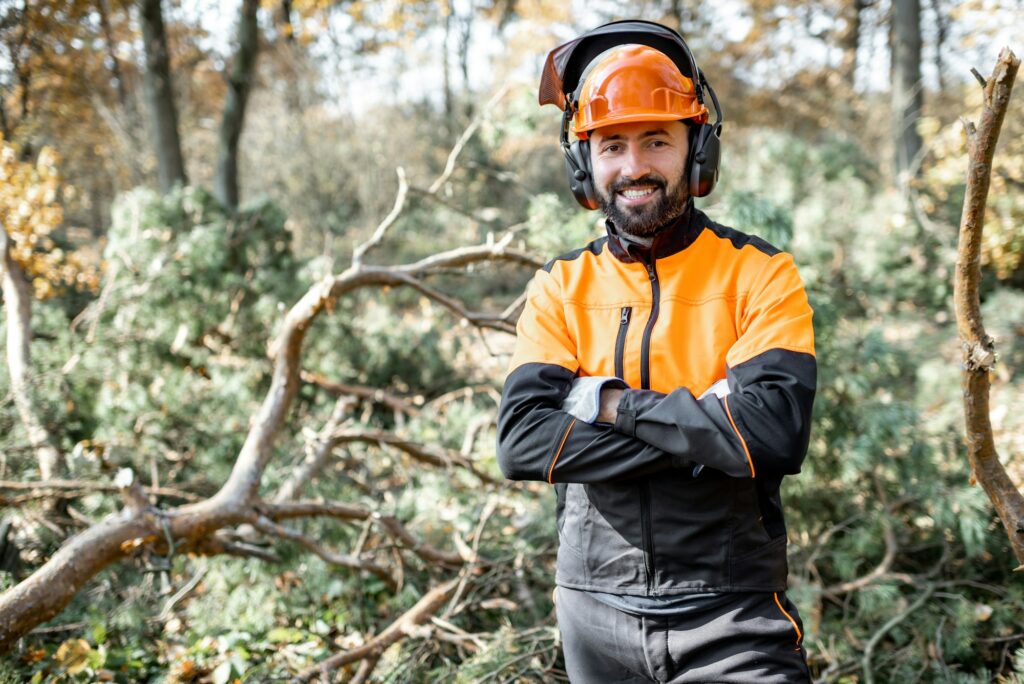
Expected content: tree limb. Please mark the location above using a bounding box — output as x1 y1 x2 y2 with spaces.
251 515 397 590
260 500 465 567
0 479 203 504
299 372 421 417
333 429 498 484
953 47 1024 569
292 578 459 682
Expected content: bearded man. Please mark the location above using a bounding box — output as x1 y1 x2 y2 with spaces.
496 20 817 683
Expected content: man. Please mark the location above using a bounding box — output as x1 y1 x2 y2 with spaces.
496 20 817 683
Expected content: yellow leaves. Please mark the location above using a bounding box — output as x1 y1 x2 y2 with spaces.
0 136 103 299
53 638 92 674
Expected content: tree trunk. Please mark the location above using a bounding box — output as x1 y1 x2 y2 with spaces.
839 0 865 90
140 0 187 193
213 0 260 211
98 0 130 112
891 0 923 182
0 228 63 481
442 0 454 136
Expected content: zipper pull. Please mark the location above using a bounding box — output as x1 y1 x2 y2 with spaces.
646 263 656 280
620 307 631 325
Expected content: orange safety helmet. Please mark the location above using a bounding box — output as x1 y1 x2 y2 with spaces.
571 44 708 139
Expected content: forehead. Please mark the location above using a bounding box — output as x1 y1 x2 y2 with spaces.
590 119 688 142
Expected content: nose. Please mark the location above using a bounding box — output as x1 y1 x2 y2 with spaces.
620 146 651 180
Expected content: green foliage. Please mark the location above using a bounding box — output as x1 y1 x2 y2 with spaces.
6 99 1024 684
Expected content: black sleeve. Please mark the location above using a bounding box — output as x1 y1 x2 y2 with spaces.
613 349 816 478
496 361 682 483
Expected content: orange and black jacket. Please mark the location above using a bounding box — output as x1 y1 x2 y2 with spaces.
496 206 816 594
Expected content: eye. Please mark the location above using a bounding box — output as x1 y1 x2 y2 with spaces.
601 143 621 154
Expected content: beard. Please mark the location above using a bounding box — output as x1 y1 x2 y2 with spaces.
597 173 690 238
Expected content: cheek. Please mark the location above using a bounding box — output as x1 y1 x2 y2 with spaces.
591 161 616 192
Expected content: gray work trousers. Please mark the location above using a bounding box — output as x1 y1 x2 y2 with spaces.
555 586 812 683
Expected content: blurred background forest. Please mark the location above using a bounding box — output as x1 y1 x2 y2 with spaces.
0 0 1022 681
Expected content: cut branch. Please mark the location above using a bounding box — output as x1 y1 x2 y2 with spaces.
952 47 1024 568
292 579 459 682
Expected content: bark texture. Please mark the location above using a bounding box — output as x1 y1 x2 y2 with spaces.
214 0 260 210
140 0 187 192
953 48 1024 569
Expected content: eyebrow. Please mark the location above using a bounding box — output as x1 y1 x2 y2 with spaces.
596 128 671 142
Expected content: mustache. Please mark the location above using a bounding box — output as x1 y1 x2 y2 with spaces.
610 176 667 193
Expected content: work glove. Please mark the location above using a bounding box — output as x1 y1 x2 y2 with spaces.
561 376 629 424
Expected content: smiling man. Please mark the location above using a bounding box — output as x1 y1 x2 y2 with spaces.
497 20 817 683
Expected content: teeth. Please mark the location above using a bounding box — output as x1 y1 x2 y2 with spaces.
621 187 654 199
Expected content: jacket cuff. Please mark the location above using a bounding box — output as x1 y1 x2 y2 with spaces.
613 389 638 436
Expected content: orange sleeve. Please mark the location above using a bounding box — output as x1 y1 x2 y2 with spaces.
508 269 579 376
727 253 815 368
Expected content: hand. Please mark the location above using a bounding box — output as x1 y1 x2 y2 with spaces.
596 387 624 424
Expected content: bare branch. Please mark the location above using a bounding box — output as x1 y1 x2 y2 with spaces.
428 85 511 195
261 501 465 567
0 479 202 503
252 515 397 590
300 371 421 417
273 395 353 502
387 270 517 334
292 579 459 682
352 167 408 267
334 429 498 484
953 47 1024 568
862 585 936 684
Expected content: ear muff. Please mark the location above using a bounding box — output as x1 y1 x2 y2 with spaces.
564 138 598 210
688 121 722 198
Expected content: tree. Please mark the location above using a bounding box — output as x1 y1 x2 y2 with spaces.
214 0 260 210
140 0 187 193
891 0 924 182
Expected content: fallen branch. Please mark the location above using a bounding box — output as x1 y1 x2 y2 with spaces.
334 429 498 484
291 578 459 683
261 500 465 567
299 372 421 417
0 479 203 504
861 585 936 684
953 46 1024 569
252 515 398 590
273 396 353 502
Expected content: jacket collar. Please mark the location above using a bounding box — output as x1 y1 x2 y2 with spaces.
605 200 703 264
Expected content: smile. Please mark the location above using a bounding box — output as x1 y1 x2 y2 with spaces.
617 186 659 204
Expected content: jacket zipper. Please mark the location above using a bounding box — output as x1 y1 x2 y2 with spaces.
639 258 660 591
614 306 632 380
640 261 660 390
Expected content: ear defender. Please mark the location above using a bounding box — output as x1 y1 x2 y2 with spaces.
688 120 722 198
564 138 598 210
